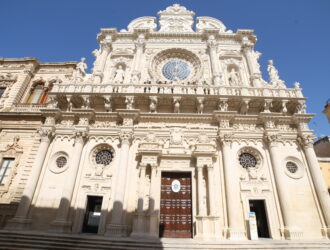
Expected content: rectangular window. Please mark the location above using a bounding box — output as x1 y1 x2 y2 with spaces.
0 158 14 185
0 87 6 98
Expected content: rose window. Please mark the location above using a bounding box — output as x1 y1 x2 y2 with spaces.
162 59 191 81
239 153 257 168
286 161 298 173
95 150 113 165
56 156 67 168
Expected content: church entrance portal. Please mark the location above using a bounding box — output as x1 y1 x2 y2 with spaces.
249 200 270 238
159 172 192 238
82 196 103 233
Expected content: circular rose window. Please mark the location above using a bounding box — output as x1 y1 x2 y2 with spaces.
239 153 257 168
95 150 113 165
162 59 191 81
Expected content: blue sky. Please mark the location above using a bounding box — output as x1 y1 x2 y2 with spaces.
1 0 329 137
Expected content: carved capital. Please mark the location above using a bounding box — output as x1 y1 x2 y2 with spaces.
38 128 54 142
120 130 133 145
264 133 282 147
218 133 234 147
74 130 88 144
297 134 315 148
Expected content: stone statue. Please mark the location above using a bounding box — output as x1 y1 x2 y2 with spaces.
75 57 87 81
197 98 204 114
228 68 240 86
113 65 125 83
267 60 279 83
267 60 286 88
219 100 228 112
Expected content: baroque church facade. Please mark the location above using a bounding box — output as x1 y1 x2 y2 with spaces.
0 4 330 241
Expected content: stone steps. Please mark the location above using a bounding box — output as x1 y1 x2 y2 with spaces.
0 231 329 249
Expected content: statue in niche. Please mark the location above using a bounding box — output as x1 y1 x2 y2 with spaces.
74 57 87 81
113 65 125 83
228 68 240 86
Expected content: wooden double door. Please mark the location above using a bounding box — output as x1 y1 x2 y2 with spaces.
159 172 192 238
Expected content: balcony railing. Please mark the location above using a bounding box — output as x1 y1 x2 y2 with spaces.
51 82 304 99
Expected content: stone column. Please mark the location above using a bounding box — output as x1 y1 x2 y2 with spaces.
206 165 216 216
51 131 87 232
300 135 330 234
9 129 53 226
266 134 301 239
220 135 246 239
148 164 158 237
241 37 262 87
208 35 222 86
197 165 206 216
107 130 132 236
93 41 111 84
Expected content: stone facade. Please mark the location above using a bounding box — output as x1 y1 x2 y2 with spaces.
0 4 330 241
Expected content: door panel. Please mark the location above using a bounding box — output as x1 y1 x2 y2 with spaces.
160 172 192 238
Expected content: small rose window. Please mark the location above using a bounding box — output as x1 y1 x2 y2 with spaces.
286 161 298 174
239 153 257 168
56 156 67 168
95 150 113 165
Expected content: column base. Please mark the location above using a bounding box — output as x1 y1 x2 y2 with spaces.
195 216 221 240
131 212 147 237
282 227 303 240
226 228 247 240
321 227 330 239
5 217 32 230
105 223 129 237
148 212 159 238
50 220 72 233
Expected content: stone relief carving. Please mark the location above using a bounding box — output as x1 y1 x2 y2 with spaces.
196 16 226 33
6 136 23 151
158 4 195 33
170 128 183 145
128 16 157 32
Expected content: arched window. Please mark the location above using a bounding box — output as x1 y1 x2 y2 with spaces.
27 82 50 104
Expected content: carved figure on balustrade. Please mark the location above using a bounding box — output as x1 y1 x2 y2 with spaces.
267 60 286 88
74 57 87 81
